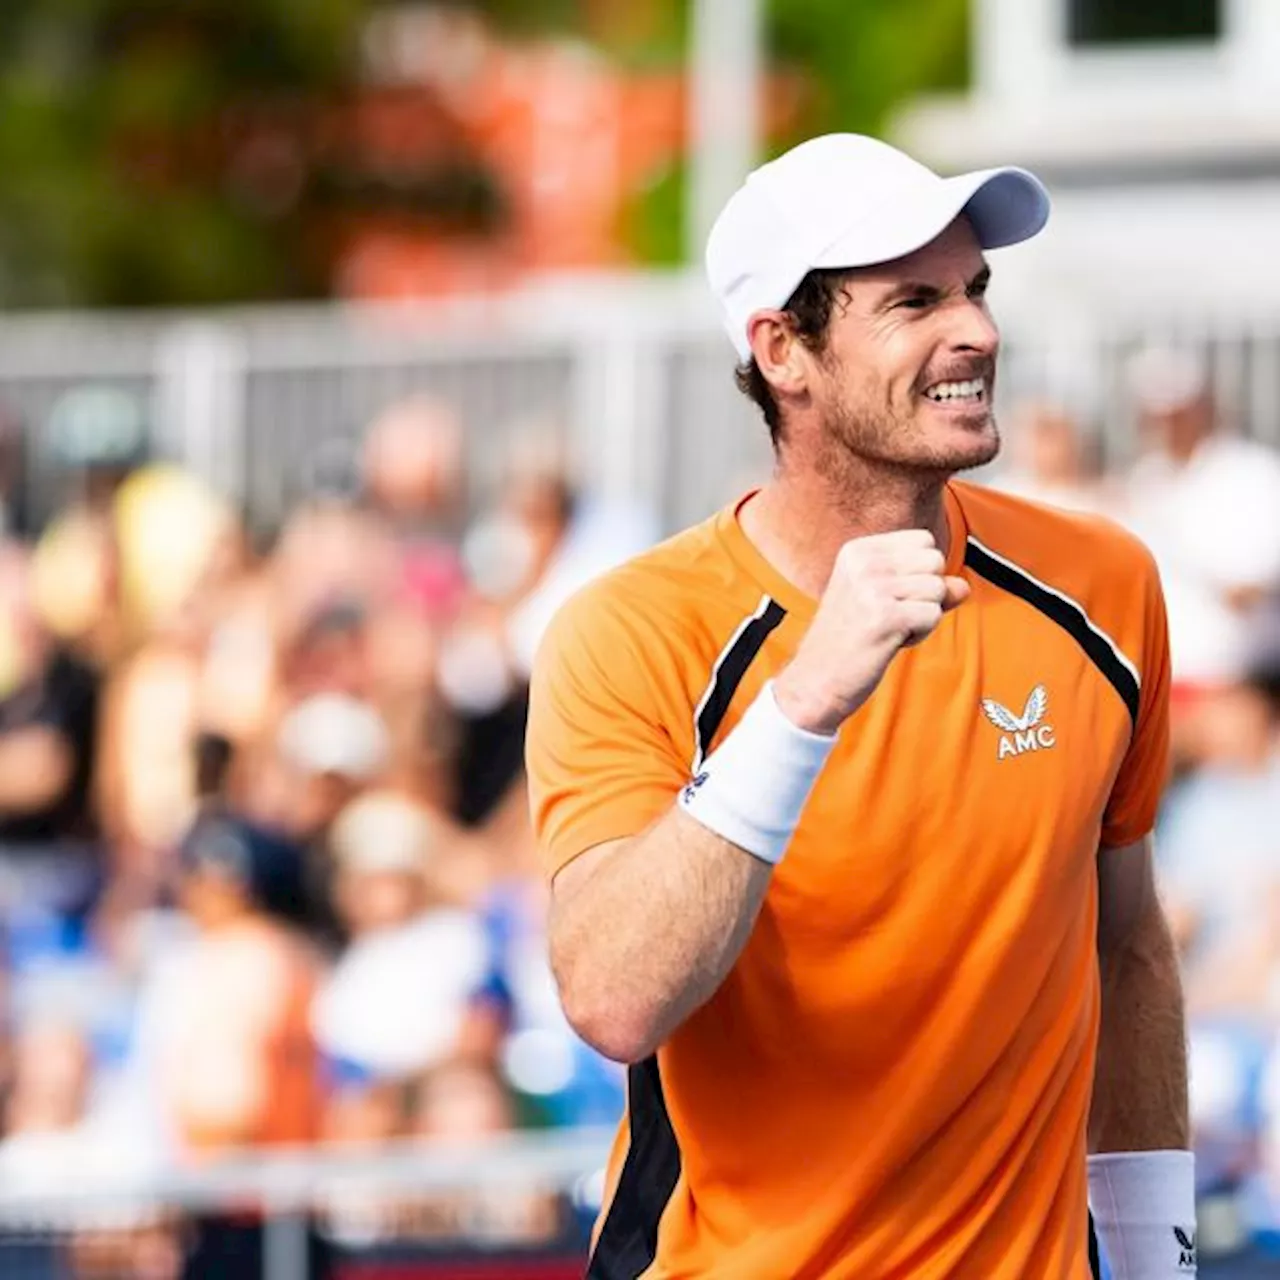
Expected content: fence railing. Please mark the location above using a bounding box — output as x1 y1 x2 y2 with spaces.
0 1127 614 1280
1 273 1280 535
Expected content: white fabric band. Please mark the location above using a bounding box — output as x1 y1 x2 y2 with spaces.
677 680 836 865
1088 1151 1197 1278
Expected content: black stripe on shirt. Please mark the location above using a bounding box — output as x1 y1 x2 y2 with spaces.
964 539 1141 729
692 597 786 769
587 1057 681 1279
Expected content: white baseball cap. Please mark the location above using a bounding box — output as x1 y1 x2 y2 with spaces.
706 133 1051 362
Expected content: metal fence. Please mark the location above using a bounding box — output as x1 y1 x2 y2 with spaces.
0 1128 613 1280
1 274 1280 535
2 1129 1279 1279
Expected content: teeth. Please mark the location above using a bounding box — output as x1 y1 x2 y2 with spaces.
925 378 986 402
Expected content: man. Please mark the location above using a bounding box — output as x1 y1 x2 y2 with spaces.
1120 343 1280 696
996 400 1110 516
129 810 322 1154
0 546 100 935
526 135 1192 1279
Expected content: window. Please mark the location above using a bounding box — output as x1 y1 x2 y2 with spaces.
1068 0 1222 46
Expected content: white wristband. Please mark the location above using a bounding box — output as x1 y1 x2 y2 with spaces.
678 680 836 865
1088 1151 1196 1278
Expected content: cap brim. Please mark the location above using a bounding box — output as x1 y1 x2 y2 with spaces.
813 166 1050 274
955 167 1051 250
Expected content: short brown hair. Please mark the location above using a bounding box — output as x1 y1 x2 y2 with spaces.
733 267 857 446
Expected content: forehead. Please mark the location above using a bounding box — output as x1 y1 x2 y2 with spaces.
852 215 986 288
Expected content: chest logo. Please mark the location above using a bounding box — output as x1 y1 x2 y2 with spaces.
981 685 1056 760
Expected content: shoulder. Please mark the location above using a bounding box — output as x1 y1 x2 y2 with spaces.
952 482 1166 685
953 481 1159 599
533 512 753 685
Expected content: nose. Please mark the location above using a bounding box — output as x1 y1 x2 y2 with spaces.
948 296 999 358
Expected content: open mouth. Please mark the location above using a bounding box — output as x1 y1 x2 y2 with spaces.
922 377 987 405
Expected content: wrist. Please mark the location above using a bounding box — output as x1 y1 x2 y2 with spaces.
678 680 837 865
772 669 848 737
1088 1150 1196 1277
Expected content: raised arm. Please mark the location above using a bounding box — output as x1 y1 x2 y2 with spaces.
534 530 966 1063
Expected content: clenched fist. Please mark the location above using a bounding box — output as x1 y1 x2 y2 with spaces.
773 530 968 736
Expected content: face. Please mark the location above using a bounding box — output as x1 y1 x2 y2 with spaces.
336 867 424 934
1139 394 1213 460
1017 404 1085 483
761 217 1001 475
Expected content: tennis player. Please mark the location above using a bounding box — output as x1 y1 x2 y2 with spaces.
526 134 1193 1279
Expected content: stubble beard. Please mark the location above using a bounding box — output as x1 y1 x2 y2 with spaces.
818 392 1002 484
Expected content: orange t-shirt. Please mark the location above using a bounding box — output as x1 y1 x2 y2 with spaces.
526 482 1171 1280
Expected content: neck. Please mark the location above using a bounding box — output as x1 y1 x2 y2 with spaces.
742 453 951 600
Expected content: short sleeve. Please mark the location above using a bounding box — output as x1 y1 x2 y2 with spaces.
525 585 690 879
1101 551 1172 848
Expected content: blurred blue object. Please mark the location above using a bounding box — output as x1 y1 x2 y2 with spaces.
479 880 625 1129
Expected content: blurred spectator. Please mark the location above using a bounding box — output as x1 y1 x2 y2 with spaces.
127 813 322 1156
1159 665 1280 1018
113 464 240 644
492 429 660 682
404 1061 562 1250
994 401 1110 514
476 787 625 1129
320 1076 410 1148
262 689 392 856
362 395 469 626
443 433 657 825
1155 641 1280 1201
0 408 33 541
311 790 492 1085
0 381 647 1265
270 500 400 648
0 547 102 953
0 1011 166 1232
195 563 280 755
413 1060 514 1141
1120 345 1280 689
442 461 576 825
31 386 151 667
94 468 239 908
0 1019 96 1187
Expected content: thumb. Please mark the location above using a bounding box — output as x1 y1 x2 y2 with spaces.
941 576 970 611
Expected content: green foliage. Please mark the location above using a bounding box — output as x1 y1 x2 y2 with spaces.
0 0 971 303
622 159 687 269
0 0 373 306
622 0 970 265
768 0 969 142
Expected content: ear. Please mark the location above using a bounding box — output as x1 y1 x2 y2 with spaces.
747 311 810 398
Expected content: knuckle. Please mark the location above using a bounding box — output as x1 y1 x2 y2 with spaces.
837 540 871 572
901 529 937 549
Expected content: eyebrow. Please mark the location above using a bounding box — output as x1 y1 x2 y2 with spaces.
877 264 992 310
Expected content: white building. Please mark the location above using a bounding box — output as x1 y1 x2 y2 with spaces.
896 0 1280 447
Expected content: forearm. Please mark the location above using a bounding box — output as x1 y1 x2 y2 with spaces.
550 807 774 1063
1090 895 1190 1153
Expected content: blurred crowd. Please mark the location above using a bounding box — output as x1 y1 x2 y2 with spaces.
0 385 658 1266
997 346 1280 1250
6 339 1280 1265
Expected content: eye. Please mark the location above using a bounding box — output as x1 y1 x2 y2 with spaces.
895 296 931 311
967 279 990 301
